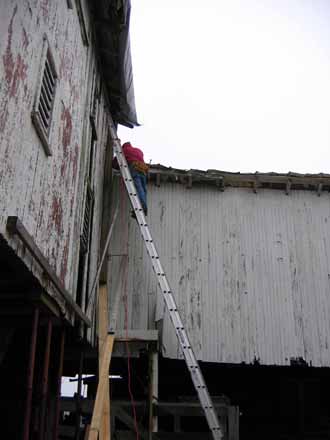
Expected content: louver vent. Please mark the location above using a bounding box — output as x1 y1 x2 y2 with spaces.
81 182 94 254
32 37 57 156
38 51 56 134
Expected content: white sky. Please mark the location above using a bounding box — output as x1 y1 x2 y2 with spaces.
119 0 330 174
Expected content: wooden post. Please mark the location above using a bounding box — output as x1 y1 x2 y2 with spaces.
148 351 158 438
53 329 65 440
75 351 84 440
84 424 91 440
23 307 39 440
148 351 153 440
228 406 239 440
39 319 53 440
98 283 110 439
174 415 181 433
88 335 114 440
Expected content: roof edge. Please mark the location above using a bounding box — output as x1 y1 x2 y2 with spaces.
147 165 330 194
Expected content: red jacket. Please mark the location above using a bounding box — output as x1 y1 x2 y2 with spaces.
112 142 145 169
122 142 144 163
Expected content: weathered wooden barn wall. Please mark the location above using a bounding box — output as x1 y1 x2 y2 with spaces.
0 0 111 321
108 176 330 367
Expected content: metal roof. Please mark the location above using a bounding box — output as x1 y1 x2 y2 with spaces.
93 0 138 128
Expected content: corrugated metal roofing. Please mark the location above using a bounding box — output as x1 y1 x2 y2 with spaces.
108 175 330 366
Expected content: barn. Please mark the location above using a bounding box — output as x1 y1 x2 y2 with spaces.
0 0 137 438
109 166 330 439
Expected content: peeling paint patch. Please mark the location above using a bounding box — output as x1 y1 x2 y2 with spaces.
71 143 79 185
70 84 80 105
3 6 17 85
2 6 28 100
40 0 50 20
59 51 73 82
60 238 69 283
51 195 63 236
60 161 66 179
22 27 29 50
0 107 9 132
61 107 72 155
37 193 46 229
10 54 28 98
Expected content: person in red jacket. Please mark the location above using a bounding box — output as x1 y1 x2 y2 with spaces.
113 142 148 216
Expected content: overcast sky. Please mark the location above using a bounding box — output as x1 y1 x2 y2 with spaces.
118 0 330 174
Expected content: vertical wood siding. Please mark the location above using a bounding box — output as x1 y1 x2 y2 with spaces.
0 0 110 318
108 179 330 366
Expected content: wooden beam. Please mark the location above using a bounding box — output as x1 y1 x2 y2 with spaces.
215 178 224 191
145 433 213 440
148 351 158 439
114 330 158 342
155 401 229 417
108 255 127 334
61 398 147 414
186 175 193 189
88 335 114 440
174 415 181 433
253 178 258 194
115 406 149 440
98 284 110 440
228 406 240 440
285 180 291 195
99 138 114 284
98 284 108 360
86 203 119 316
84 425 90 440
6 216 91 327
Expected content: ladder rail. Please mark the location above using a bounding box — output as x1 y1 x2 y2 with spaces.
113 140 223 440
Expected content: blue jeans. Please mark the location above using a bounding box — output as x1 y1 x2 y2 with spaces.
129 165 147 213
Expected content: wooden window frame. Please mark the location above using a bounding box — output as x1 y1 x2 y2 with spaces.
32 35 58 157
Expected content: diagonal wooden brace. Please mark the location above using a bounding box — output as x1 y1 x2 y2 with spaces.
88 335 114 440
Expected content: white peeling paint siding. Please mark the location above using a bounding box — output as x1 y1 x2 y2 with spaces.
109 179 330 367
0 0 110 320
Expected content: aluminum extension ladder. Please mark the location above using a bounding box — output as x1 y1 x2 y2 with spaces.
113 139 223 440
